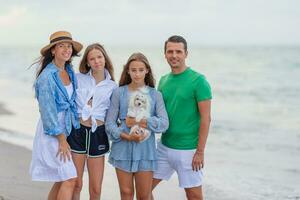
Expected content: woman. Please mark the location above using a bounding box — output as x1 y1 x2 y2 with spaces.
30 31 82 200
67 43 117 199
105 52 169 200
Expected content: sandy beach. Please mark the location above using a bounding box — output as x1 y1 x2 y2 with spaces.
1 45 300 200
0 101 265 200
0 102 195 200
0 140 221 200
0 140 51 200
0 134 229 200
0 100 230 200
0 137 239 200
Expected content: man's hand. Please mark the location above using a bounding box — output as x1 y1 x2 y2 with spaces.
192 151 204 171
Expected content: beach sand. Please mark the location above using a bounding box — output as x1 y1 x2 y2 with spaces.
0 139 186 200
0 140 51 200
0 101 230 200
0 139 231 200
0 103 14 116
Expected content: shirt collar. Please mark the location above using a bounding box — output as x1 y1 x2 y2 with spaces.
88 69 112 82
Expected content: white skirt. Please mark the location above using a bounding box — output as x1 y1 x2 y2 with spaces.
30 116 77 182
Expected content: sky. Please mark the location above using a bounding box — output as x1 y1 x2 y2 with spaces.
0 0 299 46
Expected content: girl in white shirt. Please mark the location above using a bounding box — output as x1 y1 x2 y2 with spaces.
67 43 117 199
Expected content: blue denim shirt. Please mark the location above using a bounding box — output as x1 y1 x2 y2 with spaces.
105 85 169 163
35 62 80 136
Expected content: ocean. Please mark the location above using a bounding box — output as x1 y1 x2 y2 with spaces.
0 45 299 199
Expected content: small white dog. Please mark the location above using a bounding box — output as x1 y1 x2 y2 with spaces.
127 87 151 142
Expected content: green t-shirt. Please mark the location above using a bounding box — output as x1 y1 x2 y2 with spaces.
158 67 212 150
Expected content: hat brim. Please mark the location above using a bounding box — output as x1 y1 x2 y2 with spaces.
40 40 83 56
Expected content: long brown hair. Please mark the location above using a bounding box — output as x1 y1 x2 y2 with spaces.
119 52 155 87
78 43 115 81
34 45 79 79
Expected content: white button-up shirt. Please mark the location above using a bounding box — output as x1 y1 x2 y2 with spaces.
76 69 117 132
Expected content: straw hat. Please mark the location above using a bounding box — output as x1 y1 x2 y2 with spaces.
40 31 83 56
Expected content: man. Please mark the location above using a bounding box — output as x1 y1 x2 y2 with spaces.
152 35 212 200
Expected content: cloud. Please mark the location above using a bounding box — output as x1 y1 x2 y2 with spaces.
0 0 300 45
0 6 27 26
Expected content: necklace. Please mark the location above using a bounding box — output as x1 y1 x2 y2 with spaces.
52 61 65 72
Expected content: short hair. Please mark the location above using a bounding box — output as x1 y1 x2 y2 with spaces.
164 35 187 53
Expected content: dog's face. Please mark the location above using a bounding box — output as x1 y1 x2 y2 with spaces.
133 93 148 109
135 127 145 135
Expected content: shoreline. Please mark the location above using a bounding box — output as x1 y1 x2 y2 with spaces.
0 102 14 116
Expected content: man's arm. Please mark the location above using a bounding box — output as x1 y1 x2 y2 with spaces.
192 100 211 171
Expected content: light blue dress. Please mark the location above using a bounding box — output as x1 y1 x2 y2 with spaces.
105 85 169 172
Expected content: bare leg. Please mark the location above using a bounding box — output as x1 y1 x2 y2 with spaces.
184 186 203 200
151 178 162 200
135 171 153 200
115 168 134 200
87 156 105 200
152 178 162 190
72 153 86 200
48 182 62 200
57 178 76 200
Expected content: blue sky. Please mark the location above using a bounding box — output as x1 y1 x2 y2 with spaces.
0 0 299 46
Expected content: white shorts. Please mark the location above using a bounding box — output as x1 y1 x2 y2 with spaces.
153 141 203 188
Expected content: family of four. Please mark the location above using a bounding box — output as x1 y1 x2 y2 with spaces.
29 31 212 200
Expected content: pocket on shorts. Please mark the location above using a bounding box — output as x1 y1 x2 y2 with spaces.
178 150 195 170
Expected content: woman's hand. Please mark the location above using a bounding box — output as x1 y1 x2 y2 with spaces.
129 133 145 143
139 118 147 129
129 126 147 142
56 134 71 162
120 127 146 143
126 116 137 128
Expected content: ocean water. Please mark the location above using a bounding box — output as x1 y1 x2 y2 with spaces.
0 45 299 200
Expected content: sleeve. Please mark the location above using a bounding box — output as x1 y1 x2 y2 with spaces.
105 88 124 142
157 77 163 92
195 76 212 102
146 91 169 133
35 76 62 136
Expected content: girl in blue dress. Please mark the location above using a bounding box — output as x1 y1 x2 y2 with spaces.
105 52 169 199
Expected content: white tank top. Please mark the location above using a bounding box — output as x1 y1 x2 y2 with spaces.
64 83 73 99
57 83 74 133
